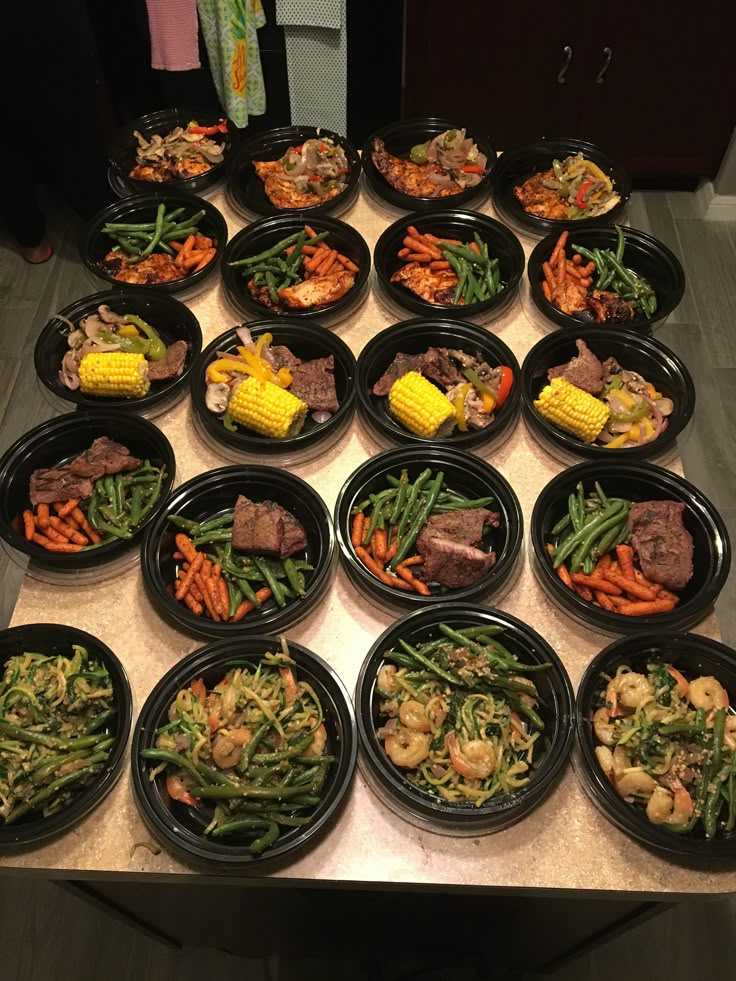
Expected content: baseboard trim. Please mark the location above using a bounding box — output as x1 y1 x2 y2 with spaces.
699 181 736 220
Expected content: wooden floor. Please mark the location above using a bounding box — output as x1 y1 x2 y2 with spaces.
1 192 736 978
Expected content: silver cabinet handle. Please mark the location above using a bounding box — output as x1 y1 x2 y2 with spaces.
596 46 613 84
557 45 573 84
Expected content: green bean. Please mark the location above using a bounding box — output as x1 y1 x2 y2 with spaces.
391 470 444 569
251 734 314 764
398 639 464 687
191 530 233 546
192 783 314 799
383 650 417 669
704 709 727 838
126 202 165 264
253 557 286 608
229 232 304 267
5 764 102 824
550 513 572 536
509 695 544 730
283 558 305 597
552 502 625 568
454 625 505 638
453 259 468 305
195 761 236 787
83 708 117 734
139 747 203 784
210 817 279 852
439 242 486 265
227 580 242 619
261 812 312 827
238 721 271 773
32 740 113 785
94 517 132 540
389 470 409 525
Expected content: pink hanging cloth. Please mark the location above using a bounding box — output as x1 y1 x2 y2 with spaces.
145 0 201 71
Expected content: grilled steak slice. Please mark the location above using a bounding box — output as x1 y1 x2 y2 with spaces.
416 508 499 588
29 469 94 506
372 348 463 397
231 495 307 558
373 353 430 396
288 356 338 413
69 437 141 480
548 338 606 395
629 500 694 591
269 345 302 371
147 340 189 381
417 509 499 549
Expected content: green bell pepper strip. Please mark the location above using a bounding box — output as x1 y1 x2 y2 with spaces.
609 402 649 424
98 330 150 355
121 315 167 361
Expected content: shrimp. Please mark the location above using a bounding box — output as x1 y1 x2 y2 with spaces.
510 676 537 709
646 784 694 825
212 727 252 769
614 769 657 799
446 733 497 780
688 676 729 712
166 774 200 807
279 666 298 704
593 707 616 746
384 726 430 768
595 746 615 781
509 710 525 746
377 664 399 695
302 723 327 758
723 716 736 751
606 671 653 715
666 666 689 699
399 699 431 733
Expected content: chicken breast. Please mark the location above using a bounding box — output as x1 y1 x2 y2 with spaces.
371 139 461 198
175 156 212 178
390 262 458 305
253 160 343 209
278 270 355 309
514 171 568 220
99 251 183 285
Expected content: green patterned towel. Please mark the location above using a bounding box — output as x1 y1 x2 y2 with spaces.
197 0 266 128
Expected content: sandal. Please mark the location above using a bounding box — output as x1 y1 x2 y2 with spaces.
20 240 53 264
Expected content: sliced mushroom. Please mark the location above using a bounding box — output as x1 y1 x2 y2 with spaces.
97 304 126 324
654 397 674 416
205 382 230 414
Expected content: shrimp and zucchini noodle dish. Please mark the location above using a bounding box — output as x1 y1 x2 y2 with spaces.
140 641 334 855
374 623 551 807
0 646 117 825
593 662 736 838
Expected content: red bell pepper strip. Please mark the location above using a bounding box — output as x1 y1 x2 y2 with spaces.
188 120 228 136
495 366 514 407
457 165 485 174
576 178 595 209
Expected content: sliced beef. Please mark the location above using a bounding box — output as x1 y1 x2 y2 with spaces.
68 437 141 480
288 356 338 413
29 469 93 506
547 338 606 395
372 348 463 397
147 340 189 381
628 500 694 591
416 508 499 588
373 352 429 396
270 345 302 371
231 495 307 558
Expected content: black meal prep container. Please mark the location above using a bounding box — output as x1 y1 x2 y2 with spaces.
131 636 357 867
491 137 631 239
141 465 335 639
575 631 736 858
226 125 361 221
361 117 496 215
373 210 524 327
0 623 132 849
530 461 731 636
356 317 521 453
0 411 175 574
81 192 228 300
107 106 236 198
520 327 695 465
355 604 574 835
190 319 357 465
34 289 202 419
527 225 686 333
334 446 523 617
221 214 371 328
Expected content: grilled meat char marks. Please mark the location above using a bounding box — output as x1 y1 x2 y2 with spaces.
390 262 458 305
547 338 614 395
373 347 463 397
231 495 307 558
147 340 189 381
29 437 141 505
29 470 94 506
69 438 141 479
416 509 499 589
629 500 694 592
288 355 338 413
100 251 183 285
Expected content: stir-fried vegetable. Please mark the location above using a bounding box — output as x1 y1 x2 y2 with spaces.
408 129 488 189
130 121 226 181
278 138 348 197
0 645 116 824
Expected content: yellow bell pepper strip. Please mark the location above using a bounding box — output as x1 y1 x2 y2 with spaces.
481 391 495 413
207 358 253 384
454 382 473 432
254 332 272 357
581 160 613 190
118 324 141 339
276 367 292 387
604 431 633 449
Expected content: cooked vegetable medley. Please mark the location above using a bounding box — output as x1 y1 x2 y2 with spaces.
375 623 550 806
140 642 333 854
254 137 349 208
129 119 227 183
515 153 619 221
372 128 487 198
0 645 116 824
593 662 736 838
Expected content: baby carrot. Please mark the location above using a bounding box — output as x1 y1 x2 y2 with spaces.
549 230 569 267
41 542 83 553
351 512 365 548
22 510 35 541
615 545 636 580
56 499 79 519
183 593 204 616
595 590 615 611
175 533 198 564
372 528 388 563
604 569 658 601
32 532 53 548
355 546 412 591
175 551 204 600
396 565 430 595
571 573 621 595
616 599 678 616
36 503 50 529
233 587 272 622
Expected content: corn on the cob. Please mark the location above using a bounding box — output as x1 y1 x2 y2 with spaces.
78 352 150 398
534 377 609 443
388 371 456 439
229 376 307 438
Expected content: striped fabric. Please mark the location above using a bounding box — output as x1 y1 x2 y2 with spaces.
145 0 201 71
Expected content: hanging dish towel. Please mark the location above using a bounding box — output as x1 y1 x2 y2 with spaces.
197 0 266 128
145 0 201 71
275 0 347 135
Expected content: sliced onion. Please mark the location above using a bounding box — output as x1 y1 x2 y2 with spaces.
425 136 440 164
51 313 78 333
281 151 307 180
235 325 254 349
311 410 332 424
59 350 81 390
428 171 453 186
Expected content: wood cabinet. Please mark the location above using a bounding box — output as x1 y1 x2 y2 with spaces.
403 2 736 181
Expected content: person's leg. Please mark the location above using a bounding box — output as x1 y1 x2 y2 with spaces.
0 155 52 262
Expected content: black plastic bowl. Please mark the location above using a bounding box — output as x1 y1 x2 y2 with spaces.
491 138 631 238
107 107 235 197
373 210 524 326
356 604 574 834
362 117 496 213
190 319 356 461
81 192 228 297
131 635 357 867
335 447 523 616
531 461 731 635
356 317 521 452
527 225 686 332
226 126 361 220
0 411 175 572
0 623 132 848
221 214 371 328
576 632 736 858
34 289 202 414
521 328 695 463
141 466 335 638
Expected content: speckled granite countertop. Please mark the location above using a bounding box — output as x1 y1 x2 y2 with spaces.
5 184 733 896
